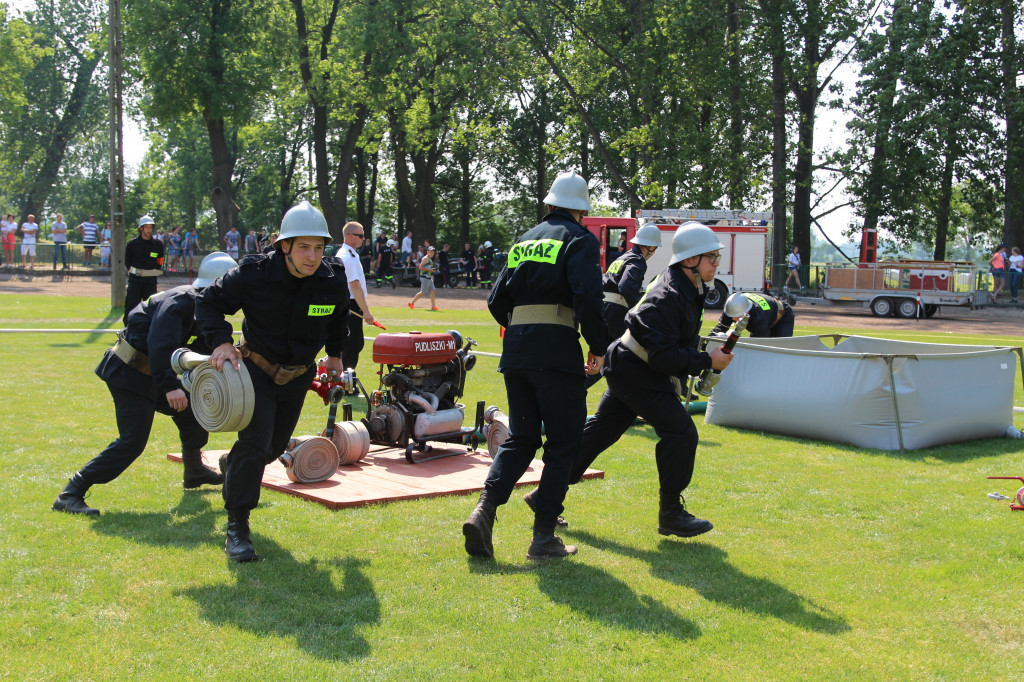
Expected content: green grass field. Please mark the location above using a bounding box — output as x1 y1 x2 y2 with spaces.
2 293 1022 679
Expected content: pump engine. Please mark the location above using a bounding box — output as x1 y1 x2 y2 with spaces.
365 330 484 462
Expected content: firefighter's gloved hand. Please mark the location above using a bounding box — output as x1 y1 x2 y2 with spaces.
709 346 733 371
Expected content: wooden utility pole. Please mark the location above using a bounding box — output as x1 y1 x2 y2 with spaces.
109 0 126 310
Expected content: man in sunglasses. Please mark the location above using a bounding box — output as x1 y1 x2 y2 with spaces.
339 221 376 369
565 222 734 539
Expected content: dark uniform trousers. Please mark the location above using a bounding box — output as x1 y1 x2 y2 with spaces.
221 360 315 512
484 368 587 524
342 301 364 369
79 383 208 485
124 276 159 323
571 378 699 498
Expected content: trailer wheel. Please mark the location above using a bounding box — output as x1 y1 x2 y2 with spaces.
896 298 919 319
924 304 938 318
704 280 729 309
871 297 894 317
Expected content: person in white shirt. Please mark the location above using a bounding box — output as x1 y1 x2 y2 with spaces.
1009 246 1023 304
338 221 375 369
51 213 69 270
401 231 413 266
784 246 801 292
20 214 39 269
78 215 100 266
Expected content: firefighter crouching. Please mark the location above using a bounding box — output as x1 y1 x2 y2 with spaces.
566 222 734 538
462 171 608 561
196 201 349 563
709 292 795 338
53 252 238 516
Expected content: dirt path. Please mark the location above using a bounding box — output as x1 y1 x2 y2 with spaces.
2 269 1022 336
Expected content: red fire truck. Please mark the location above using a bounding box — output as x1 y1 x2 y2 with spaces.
582 208 773 308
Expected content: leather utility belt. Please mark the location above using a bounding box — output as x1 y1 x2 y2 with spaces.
238 342 309 386
603 291 628 307
111 334 151 375
620 329 682 396
508 304 576 329
128 267 162 277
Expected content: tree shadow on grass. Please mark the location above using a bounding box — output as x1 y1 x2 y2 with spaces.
93 492 380 661
568 531 849 635
467 556 700 640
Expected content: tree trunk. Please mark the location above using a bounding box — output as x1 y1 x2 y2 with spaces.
933 143 955 261
206 115 238 238
459 151 471 246
726 0 745 208
19 53 101 222
1002 0 1024 247
767 4 788 288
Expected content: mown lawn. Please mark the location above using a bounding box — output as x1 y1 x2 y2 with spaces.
1 292 1022 679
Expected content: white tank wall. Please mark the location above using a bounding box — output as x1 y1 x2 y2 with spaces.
704 335 1020 450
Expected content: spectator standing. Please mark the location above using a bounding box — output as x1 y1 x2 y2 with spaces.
990 244 1007 304
167 226 181 272
461 242 477 288
2 213 16 267
51 213 69 270
20 214 39 269
102 222 112 242
338 221 376 369
224 225 241 260
78 215 100 266
99 239 111 271
181 227 199 272
1008 247 1023 304
244 229 257 255
439 244 453 288
262 232 277 254
401 230 413 266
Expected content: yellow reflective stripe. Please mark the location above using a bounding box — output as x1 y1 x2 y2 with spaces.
607 258 626 275
631 278 659 312
746 293 771 311
507 238 563 268
308 304 336 316
149 252 158 258
187 335 197 345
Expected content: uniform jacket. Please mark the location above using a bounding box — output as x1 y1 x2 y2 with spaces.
488 209 607 375
195 251 350 366
95 285 210 407
709 293 789 338
601 245 648 340
605 265 712 394
125 235 164 275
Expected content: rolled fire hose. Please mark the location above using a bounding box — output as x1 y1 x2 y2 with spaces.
279 435 340 483
324 420 371 466
483 405 510 457
171 348 255 432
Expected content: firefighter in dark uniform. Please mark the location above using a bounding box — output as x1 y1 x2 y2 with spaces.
709 292 795 338
123 215 165 324
566 222 734 538
587 222 662 389
196 201 349 562
462 171 607 560
52 252 238 516
478 240 495 289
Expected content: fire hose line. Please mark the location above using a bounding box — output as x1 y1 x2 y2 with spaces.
280 436 339 483
171 348 255 433
327 421 371 466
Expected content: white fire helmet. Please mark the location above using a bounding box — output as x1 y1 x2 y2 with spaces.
542 171 591 212
668 221 725 266
193 251 238 288
275 201 332 248
630 223 662 248
138 215 155 229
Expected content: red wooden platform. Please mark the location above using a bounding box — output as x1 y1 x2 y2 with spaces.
167 445 603 510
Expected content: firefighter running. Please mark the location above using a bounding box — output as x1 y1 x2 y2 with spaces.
565 222 734 538
462 171 607 561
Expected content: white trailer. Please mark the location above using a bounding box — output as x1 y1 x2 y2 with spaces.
821 261 989 317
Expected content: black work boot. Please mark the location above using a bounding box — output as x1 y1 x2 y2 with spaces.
225 510 258 562
657 492 713 538
527 523 578 560
462 494 497 558
52 473 100 516
522 488 567 528
182 449 224 489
